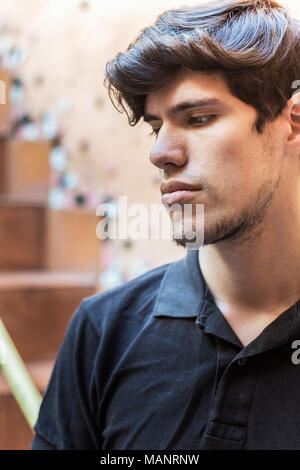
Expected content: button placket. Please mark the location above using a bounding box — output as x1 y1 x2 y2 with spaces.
205 355 257 445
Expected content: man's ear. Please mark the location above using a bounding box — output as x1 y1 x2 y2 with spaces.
285 94 300 155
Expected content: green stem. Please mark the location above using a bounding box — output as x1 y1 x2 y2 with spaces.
0 319 42 431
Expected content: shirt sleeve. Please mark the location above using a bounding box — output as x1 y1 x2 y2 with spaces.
30 301 101 450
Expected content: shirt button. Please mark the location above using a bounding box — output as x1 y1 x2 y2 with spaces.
237 358 247 366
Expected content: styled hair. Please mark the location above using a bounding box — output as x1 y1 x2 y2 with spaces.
104 0 300 133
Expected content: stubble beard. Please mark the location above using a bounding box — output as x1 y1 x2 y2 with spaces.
171 175 282 249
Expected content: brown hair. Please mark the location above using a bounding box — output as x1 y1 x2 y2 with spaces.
104 0 300 133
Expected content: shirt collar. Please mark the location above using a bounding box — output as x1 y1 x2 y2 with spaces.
152 248 300 353
152 247 244 347
153 248 206 319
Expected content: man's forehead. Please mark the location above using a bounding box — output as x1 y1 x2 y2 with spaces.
144 70 232 117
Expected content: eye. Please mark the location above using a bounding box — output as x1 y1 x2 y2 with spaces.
149 128 161 137
148 115 216 137
189 115 216 126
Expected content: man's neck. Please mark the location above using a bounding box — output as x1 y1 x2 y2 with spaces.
199 180 300 313
198 204 300 345
199 236 300 314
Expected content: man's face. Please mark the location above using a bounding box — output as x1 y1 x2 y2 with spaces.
144 69 287 248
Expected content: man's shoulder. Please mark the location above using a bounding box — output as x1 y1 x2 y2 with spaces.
80 258 176 336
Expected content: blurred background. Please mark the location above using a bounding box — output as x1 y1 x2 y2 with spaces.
0 0 298 449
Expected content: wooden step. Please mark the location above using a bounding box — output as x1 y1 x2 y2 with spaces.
0 358 55 450
0 270 97 361
45 207 101 271
0 195 102 271
0 139 51 199
0 197 46 270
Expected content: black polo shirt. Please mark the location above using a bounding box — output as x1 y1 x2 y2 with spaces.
31 248 300 450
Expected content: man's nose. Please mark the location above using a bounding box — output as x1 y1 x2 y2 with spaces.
149 129 187 170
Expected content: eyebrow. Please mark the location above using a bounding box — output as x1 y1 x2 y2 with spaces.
143 98 227 123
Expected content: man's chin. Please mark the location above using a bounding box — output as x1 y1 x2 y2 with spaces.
172 223 243 248
170 213 205 249
172 216 265 248
172 231 205 250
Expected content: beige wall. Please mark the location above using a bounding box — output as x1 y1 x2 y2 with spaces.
0 0 299 285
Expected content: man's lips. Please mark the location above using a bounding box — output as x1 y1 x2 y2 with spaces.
160 180 203 205
161 189 202 205
160 180 203 194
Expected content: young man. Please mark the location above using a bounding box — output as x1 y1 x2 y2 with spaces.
31 0 300 450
